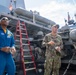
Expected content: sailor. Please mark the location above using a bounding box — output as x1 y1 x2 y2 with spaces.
42 24 63 75
0 17 16 75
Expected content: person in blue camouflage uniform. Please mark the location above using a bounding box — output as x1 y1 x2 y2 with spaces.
42 24 63 75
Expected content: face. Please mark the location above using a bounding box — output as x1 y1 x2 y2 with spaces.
52 26 58 33
1 17 9 26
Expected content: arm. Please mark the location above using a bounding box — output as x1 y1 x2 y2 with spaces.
55 35 63 53
59 36 63 49
10 34 16 55
1 47 11 53
42 35 48 47
10 34 15 47
42 34 55 47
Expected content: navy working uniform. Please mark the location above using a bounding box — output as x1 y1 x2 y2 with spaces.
0 26 16 75
42 24 63 75
42 33 63 75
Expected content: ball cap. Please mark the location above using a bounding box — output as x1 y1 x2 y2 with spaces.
52 24 59 28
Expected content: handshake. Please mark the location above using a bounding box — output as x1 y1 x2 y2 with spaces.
1 47 16 55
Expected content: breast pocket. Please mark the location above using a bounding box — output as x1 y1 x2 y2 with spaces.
6 35 11 45
55 38 61 46
0 35 5 46
7 35 11 40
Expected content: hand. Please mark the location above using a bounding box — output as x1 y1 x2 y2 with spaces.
10 47 16 55
48 40 55 45
55 46 61 52
1 47 10 53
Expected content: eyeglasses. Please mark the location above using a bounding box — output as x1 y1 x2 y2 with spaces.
1 17 9 21
2 18 8 21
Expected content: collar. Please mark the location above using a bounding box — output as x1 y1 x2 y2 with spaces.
50 33 58 38
0 25 8 33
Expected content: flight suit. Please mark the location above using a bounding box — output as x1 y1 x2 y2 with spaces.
0 26 16 75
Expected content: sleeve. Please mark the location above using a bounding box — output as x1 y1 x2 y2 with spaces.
59 36 63 49
10 33 15 47
42 35 49 47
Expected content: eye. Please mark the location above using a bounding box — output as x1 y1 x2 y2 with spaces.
2 18 8 21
